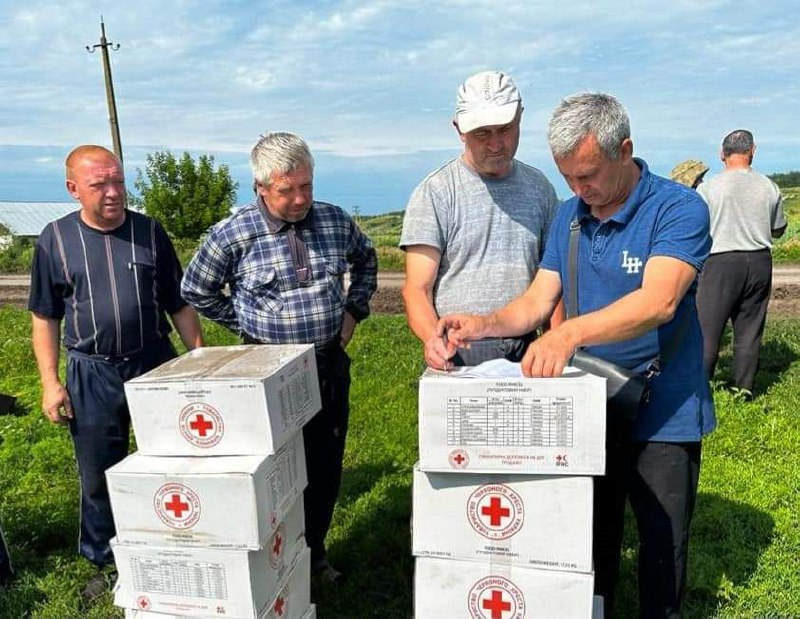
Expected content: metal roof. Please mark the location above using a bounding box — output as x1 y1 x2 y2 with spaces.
0 202 79 236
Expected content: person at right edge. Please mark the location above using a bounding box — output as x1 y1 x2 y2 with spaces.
696 129 787 395
438 93 716 617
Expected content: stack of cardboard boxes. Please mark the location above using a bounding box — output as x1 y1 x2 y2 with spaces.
413 366 607 618
106 345 322 619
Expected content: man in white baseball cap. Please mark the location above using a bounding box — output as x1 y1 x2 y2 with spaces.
400 70 560 369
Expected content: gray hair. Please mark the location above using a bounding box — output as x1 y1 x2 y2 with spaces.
250 132 315 185
547 92 630 160
722 129 754 157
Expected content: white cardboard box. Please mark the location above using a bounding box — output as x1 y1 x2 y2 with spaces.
261 546 311 619
114 539 310 618
412 466 593 573
418 368 606 475
415 556 594 618
126 601 316 619
125 345 321 456
107 433 306 549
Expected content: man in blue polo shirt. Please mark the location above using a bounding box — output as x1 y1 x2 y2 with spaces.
439 93 715 617
28 145 204 604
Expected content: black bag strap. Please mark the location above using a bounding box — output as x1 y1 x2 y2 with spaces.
567 219 581 320
566 217 689 371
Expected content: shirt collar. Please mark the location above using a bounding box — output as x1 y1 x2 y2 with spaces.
575 157 650 225
258 196 315 233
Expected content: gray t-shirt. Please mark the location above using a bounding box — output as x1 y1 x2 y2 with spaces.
698 168 786 254
400 157 559 317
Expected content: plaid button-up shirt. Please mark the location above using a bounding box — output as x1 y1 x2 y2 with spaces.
181 199 377 345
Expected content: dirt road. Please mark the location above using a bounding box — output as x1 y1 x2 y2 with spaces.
3 268 799 316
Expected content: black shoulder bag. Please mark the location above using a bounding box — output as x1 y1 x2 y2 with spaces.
566 219 689 421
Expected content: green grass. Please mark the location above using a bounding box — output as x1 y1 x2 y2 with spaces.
0 308 798 617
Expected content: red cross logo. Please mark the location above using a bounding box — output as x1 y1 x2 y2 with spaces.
189 414 214 437
449 449 469 468
481 496 510 527
483 589 511 619
154 483 201 529
272 532 283 556
136 596 151 610
165 494 189 518
469 575 524 618
179 403 224 448
273 596 285 616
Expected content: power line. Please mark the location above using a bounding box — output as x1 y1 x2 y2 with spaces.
86 16 123 163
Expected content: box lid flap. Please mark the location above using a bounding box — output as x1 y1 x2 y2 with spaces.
127 344 314 383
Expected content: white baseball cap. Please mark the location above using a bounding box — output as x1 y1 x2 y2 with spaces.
455 71 521 133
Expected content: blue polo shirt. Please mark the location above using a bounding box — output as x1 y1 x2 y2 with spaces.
541 159 715 442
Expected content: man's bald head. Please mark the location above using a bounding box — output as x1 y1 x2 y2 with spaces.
64 145 127 230
65 145 120 181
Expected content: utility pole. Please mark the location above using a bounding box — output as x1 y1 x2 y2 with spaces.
86 16 123 163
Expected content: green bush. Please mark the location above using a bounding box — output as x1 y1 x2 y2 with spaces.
0 238 35 274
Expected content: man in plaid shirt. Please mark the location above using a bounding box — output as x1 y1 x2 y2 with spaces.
182 132 377 582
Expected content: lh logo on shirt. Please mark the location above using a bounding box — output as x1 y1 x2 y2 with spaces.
621 251 643 274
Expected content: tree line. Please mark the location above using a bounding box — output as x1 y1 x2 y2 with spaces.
130 153 799 242
768 170 800 188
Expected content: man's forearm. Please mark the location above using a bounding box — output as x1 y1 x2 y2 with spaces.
181 288 240 332
487 292 552 338
557 286 680 351
31 314 62 386
402 285 440 343
170 305 204 350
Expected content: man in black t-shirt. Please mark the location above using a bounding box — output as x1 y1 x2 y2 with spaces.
28 145 203 604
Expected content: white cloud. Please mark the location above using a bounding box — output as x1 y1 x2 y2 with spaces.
0 0 797 211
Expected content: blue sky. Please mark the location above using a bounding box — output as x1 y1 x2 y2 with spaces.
1 1 797 215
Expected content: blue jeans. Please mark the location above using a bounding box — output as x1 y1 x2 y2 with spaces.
66 340 175 567
594 415 701 618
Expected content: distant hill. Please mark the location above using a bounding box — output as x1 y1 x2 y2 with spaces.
355 210 405 270
355 210 404 246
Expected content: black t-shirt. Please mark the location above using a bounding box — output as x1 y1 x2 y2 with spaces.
28 210 186 356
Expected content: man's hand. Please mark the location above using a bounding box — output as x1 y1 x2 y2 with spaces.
340 312 357 348
519 326 577 378
435 313 490 366
42 380 72 425
423 331 455 372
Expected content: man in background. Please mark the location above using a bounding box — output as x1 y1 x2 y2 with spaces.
400 70 559 370
28 145 203 604
182 132 377 583
696 129 787 393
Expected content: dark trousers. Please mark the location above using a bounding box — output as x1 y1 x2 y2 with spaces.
66 340 175 567
243 335 352 563
594 416 701 618
696 250 772 391
303 343 351 562
0 524 12 585
450 334 533 366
